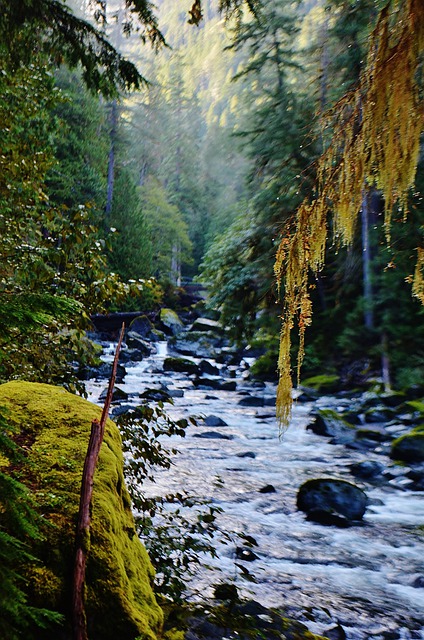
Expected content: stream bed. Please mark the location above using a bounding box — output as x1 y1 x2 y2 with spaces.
87 340 424 639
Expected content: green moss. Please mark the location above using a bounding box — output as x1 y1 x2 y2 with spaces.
0 381 163 640
300 374 340 392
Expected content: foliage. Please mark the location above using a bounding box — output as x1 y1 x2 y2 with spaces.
118 403 225 602
0 408 63 638
275 0 424 427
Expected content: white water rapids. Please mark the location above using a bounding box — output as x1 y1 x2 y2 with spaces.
87 341 424 639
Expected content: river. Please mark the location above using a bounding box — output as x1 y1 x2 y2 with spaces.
87 340 424 639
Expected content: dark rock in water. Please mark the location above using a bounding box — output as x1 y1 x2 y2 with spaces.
259 484 276 493
163 356 199 375
139 387 172 402
391 431 424 462
412 576 424 588
204 415 228 427
193 431 234 440
99 386 128 403
126 332 153 356
323 624 347 640
86 361 126 383
213 583 239 601
199 359 220 376
305 509 351 528
356 426 392 443
167 388 184 398
169 332 218 359
350 460 385 480
128 314 157 341
238 395 264 407
158 308 184 335
306 410 356 445
120 347 148 363
235 547 259 561
111 404 136 417
237 451 256 459
193 377 236 391
363 407 396 423
297 478 367 522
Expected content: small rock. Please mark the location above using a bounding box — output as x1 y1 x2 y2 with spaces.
193 431 234 440
237 451 256 458
238 396 264 407
204 415 228 427
350 460 385 480
213 583 239 601
99 386 128 403
259 484 276 493
235 547 259 561
412 576 424 588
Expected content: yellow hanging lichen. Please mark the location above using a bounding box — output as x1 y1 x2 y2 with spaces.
275 0 424 431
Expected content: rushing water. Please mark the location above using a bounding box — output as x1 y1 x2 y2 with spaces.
87 340 424 639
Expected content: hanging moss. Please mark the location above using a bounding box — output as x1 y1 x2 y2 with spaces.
0 381 163 640
275 0 424 429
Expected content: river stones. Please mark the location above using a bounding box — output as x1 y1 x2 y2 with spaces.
128 314 157 340
159 307 184 335
391 431 424 462
238 395 264 407
350 460 385 480
297 478 367 525
203 415 228 427
126 331 154 356
163 356 199 375
306 409 356 445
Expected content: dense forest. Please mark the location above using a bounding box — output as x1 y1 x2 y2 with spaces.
0 0 423 638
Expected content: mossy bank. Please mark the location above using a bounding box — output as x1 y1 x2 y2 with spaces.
0 381 163 640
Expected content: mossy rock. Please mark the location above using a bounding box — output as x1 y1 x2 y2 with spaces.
391 431 424 462
159 308 184 335
163 357 199 375
300 374 340 393
0 381 163 640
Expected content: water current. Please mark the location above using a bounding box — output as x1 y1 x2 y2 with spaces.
87 340 424 640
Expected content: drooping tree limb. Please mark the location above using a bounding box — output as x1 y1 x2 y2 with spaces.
72 323 125 640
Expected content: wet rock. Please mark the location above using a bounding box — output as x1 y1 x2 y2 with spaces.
305 509 351 528
412 576 424 588
238 395 264 407
213 582 239 601
306 409 356 445
120 347 149 363
167 388 184 398
159 308 184 335
204 415 228 427
237 451 256 458
125 332 153 356
193 431 234 440
406 464 424 490
297 478 367 523
163 356 199 375
199 359 220 376
139 387 172 402
259 484 276 493
128 314 157 340
169 332 218 359
235 547 259 561
99 386 128 403
323 624 347 640
363 407 396 423
350 460 385 480
356 426 392 443
86 361 126 383
193 377 236 391
391 431 424 462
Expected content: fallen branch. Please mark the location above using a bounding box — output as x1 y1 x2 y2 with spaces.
72 323 125 640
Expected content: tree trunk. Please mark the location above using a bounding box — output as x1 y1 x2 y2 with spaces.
361 189 374 330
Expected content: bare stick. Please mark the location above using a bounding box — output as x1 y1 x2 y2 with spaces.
72 323 125 640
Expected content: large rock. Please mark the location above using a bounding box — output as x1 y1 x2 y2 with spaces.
306 409 356 445
189 317 224 334
126 331 154 357
391 429 424 462
128 314 157 341
0 381 162 640
159 308 184 336
297 478 367 524
163 356 199 375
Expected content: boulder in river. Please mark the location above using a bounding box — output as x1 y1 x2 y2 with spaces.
125 332 154 357
128 314 157 341
306 409 356 445
203 415 228 427
297 478 367 525
350 460 385 480
193 430 234 440
163 356 199 375
390 429 424 462
169 331 218 359
159 308 184 335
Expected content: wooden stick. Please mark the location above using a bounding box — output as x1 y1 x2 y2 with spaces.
72 323 125 640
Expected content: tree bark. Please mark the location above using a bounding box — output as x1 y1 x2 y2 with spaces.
72 323 125 640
